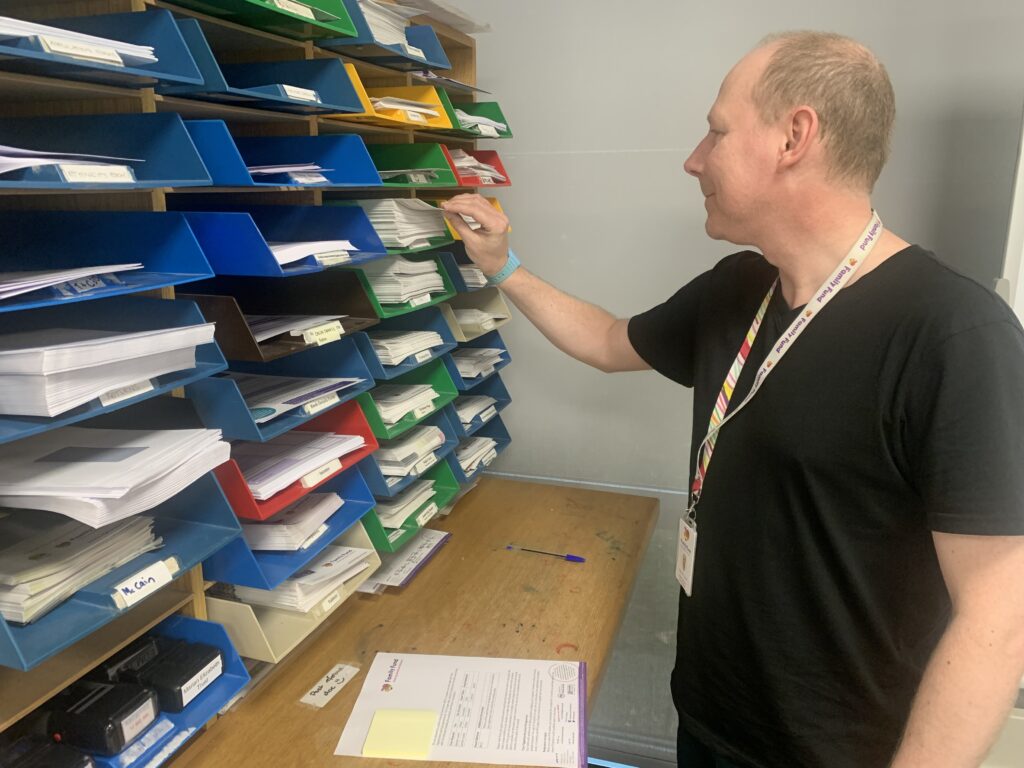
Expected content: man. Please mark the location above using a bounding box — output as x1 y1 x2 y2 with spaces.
442 31 1024 768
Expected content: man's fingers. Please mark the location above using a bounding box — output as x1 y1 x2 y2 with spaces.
444 210 477 241
442 196 509 235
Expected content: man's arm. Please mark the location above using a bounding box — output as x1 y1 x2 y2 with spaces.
890 532 1024 767
442 194 649 374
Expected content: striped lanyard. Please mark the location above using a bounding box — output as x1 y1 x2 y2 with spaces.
687 211 883 519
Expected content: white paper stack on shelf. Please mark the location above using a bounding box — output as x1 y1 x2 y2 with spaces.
369 384 439 425
233 544 375 612
458 264 487 288
456 436 497 474
410 70 491 94
375 424 445 479
375 479 436 528
370 97 438 118
0 322 214 417
356 199 446 250
451 347 504 379
0 16 158 65
246 163 324 176
0 145 143 180
453 395 497 427
367 330 444 366
0 511 160 623
447 148 506 183
356 527 449 593
361 256 444 305
357 0 423 55
267 240 355 266
221 372 365 425
0 264 142 302
454 108 507 138
232 431 366 500
0 427 229 527
452 307 507 335
240 492 343 551
244 314 346 343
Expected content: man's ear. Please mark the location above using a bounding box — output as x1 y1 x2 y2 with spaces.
778 105 819 170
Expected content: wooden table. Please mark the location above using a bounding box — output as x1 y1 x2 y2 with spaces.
171 477 659 768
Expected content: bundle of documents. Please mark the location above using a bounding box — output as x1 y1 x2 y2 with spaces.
453 307 507 335
0 144 142 179
370 97 438 118
267 240 355 266
356 199 446 250
367 329 444 366
447 148 506 183
0 427 229 527
458 264 487 288
410 70 491 94
240 492 343 551
0 322 214 417
456 436 497 474
377 168 444 182
454 108 507 138
374 479 436 528
0 263 142 302
369 384 439 425
451 347 504 379
233 544 375 612
357 0 422 51
453 395 497 427
360 256 444 304
220 372 365 424
0 511 160 623
357 527 450 593
244 314 346 343
246 163 324 176
232 431 366 500
375 425 445 477
0 16 158 65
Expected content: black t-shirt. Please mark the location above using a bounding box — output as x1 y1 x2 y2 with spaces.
627 247 1024 768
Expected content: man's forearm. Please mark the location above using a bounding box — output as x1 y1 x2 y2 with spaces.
891 615 1024 767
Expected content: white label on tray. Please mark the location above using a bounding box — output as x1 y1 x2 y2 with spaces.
302 321 343 346
120 696 157 746
386 528 405 543
406 172 429 184
299 523 330 550
404 43 425 59
53 273 122 297
301 458 341 488
416 502 438 526
300 663 359 708
320 590 342 614
315 251 350 266
405 110 427 123
480 177 495 185
301 392 340 416
273 0 316 19
482 448 498 466
290 171 329 185
480 318 496 331
282 84 320 103
413 349 433 363
480 405 497 423
59 163 135 184
385 476 402 487
409 293 432 307
477 124 500 138
113 559 175 609
39 35 123 66
118 717 173 764
180 655 223 708
413 453 437 475
412 403 434 419
99 379 153 407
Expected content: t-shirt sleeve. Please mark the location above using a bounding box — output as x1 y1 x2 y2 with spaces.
627 270 711 387
904 319 1024 535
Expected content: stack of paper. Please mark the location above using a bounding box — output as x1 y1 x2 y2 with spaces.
369 384 439 425
0 264 142 302
356 199 446 250
357 0 422 50
370 97 438 118
453 395 497 427
410 70 491 94
0 322 214 417
375 425 445 477
378 168 446 183
0 16 158 64
0 427 229 527
240 492 343 551
356 527 450 593
244 315 346 343
452 308 507 335
0 511 160 624
361 256 444 305
220 372 365 425
375 479 436 528
456 436 497 474
454 109 507 138
0 145 142 181
447 148 506 183
367 330 444 366
246 163 324 176
451 347 503 379
233 544 375 612
267 240 355 266
232 431 366 500
458 264 487 289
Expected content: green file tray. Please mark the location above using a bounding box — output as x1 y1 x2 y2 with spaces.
367 143 459 189
167 0 356 40
356 357 457 440
361 459 459 552
435 90 513 139
350 253 456 319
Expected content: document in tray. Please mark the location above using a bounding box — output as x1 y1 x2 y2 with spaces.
240 492 343 551
451 347 504 379
220 371 365 424
368 330 444 366
232 431 366 500
374 479 436 528
375 425 445 477
453 308 505 334
357 527 449 593
456 436 497 473
233 544 375 612
0 15 158 65
335 652 587 767
358 0 420 47
370 384 439 425
267 240 355 266
246 163 324 176
0 144 143 181
0 264 143 302
458 265 487 289
244 314 346 343
454 109 507 137
356 199 447 250
365 272 444 305
377 168 445 182
447 148 506 183
454 395 497 426
410 70 492 94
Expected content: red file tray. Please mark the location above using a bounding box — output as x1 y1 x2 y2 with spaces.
440 146 512 188
215 399 379 521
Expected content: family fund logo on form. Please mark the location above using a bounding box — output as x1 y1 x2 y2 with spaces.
381 657 403 692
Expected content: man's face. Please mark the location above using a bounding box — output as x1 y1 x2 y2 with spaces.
684 48 781 245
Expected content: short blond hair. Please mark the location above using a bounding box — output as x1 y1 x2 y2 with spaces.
753 31 895 191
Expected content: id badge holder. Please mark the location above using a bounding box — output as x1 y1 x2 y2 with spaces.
676 518 698 597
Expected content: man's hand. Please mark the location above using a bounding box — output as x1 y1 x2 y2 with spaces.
441 194 510 277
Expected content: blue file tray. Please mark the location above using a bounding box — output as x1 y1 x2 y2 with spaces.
0 9 203 88
0 472 241 671
232 135 382 187
353 306 458 380
183 120 281 188
321 0 451 70
202 466 374 589
186 336 375 442
447 414 511 485
360 409 458 498
91 615 249 768
0 297 226 446
445 374 511 439
0 113 211 189
160 20 362 114
0 211 213 314
438 249 485 293
442 330 511 391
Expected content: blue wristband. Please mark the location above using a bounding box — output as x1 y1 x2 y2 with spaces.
487 249 520 286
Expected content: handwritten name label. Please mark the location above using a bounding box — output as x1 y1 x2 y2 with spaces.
282 84 320 103
413 453 437 475
387 528 405 543
480 405 497 423
113 559 175 609
409 293 432 307
482 448 498 466
301 392 339 416
315 251 350 266
59 163 135 184
300 663 359 708
480 318 496 331
301 321 343 346
405 110 427 123
289 171 329 185
319 590 342 614
119 697 157 745
39 35 123 66
301 459 341 488
273 0 316 19
414 349 433 363
299 523 329 550
416 502 438 527
412 403 434 419
99 379 153 407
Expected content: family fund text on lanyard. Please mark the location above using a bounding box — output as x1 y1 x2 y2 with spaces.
675 212 883 597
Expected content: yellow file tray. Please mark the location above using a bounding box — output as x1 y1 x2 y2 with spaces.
324 65 453 129
437 196 509 240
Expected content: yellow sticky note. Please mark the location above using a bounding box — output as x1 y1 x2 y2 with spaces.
361 708 438 760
